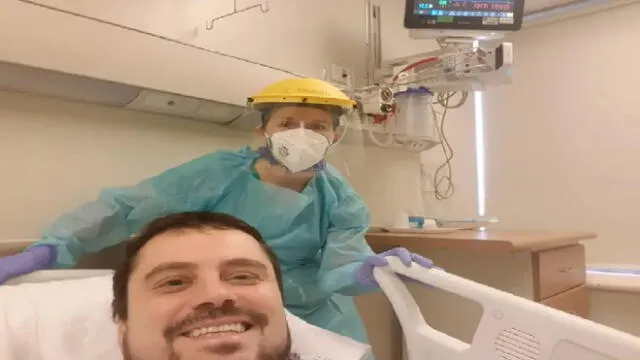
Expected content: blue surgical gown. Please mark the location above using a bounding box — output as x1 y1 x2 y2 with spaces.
30 146 376 344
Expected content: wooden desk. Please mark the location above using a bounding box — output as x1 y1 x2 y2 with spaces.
366 229 595 252
355 229 596 360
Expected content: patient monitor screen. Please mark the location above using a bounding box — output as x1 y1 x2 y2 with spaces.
405 0 524 31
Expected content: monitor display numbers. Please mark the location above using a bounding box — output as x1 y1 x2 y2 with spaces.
415 0 515 15
470 2 513 11
406 0 523 32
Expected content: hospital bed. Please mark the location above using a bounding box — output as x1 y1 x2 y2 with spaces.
0 270 372 360
2 262 640 360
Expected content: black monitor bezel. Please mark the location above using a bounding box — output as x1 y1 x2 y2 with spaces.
404 0 525 32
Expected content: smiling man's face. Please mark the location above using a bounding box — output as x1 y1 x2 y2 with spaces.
118 228 290 360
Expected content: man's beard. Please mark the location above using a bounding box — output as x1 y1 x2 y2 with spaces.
121 302 292 360
121 325 292 360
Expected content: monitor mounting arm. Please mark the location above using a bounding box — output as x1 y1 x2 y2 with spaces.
359 1 514 98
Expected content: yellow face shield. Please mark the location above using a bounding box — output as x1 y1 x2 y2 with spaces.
247 76 358 144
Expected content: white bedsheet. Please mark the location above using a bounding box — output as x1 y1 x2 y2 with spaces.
0 270 371 360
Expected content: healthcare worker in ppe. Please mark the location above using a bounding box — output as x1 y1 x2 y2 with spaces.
0 77 435 346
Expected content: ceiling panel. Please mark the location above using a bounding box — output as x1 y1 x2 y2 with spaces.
524 0 575 13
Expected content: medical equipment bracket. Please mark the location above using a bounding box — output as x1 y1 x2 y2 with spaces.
373 257 640 360
347 2 515 153
205 0 270 30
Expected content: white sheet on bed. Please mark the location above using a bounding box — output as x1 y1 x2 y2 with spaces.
0 270 371 360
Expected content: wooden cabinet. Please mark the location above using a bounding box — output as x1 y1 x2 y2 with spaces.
541 285 589 318
533 244 586 300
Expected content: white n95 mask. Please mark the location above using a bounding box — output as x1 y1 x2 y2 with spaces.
267 128 331 173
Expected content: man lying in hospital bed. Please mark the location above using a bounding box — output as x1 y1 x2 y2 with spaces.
0 211 372 360
4 210 640 360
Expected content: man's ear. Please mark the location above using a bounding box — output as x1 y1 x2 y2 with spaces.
117 321 127 348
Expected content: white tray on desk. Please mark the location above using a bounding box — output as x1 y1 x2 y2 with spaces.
379 227 479 234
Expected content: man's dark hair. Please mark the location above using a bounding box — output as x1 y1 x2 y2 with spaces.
111 211 283 321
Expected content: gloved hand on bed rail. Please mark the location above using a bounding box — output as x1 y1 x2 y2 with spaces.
354 247 437 288
0 245 55 285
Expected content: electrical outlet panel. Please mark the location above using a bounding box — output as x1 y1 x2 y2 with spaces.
330 64 354 86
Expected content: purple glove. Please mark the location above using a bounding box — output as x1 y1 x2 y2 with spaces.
355 247 435 288
0 245 55 285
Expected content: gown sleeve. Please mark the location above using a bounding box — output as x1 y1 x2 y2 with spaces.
32 151 237 268
316 173 376 296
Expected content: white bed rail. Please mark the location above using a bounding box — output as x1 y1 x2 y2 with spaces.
373 257 640 360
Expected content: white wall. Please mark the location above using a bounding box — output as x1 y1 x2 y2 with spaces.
482 2 640 265
0 91 248 239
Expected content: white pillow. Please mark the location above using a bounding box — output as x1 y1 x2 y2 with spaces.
0 271 371 360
